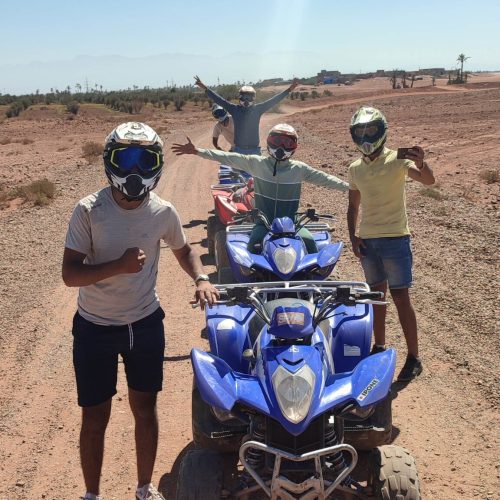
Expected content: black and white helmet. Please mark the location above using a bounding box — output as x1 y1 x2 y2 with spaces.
103 122 164 200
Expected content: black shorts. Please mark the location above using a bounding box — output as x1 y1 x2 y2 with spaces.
72 307 165 407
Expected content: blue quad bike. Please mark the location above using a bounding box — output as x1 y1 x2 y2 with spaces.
214 209 343 285
176 281 420 500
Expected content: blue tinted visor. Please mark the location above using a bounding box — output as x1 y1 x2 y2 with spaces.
110 147 161 173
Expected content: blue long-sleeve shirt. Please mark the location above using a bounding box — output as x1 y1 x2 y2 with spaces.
205 87 290 151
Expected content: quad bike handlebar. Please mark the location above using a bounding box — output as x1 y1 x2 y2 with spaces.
230 208 335 231
193 281 386 328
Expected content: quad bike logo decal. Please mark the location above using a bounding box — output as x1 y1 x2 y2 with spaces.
357 378 380 401
277 312 305 326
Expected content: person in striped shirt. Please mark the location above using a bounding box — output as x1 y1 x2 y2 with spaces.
173 123 348 253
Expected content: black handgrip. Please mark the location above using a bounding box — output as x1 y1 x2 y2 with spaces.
357 291 384 300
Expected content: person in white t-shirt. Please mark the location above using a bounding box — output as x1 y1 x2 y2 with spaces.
211 104 234 151
62 122 218 500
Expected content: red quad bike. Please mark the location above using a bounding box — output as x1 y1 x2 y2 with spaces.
206 165 255 257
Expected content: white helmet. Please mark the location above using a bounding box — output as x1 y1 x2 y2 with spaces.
239 85 256 107
103 122 164 200
267 123 298 161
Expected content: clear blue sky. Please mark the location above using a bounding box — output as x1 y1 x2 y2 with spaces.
1 0 498 94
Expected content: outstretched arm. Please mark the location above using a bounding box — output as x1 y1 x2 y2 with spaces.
171 136 198 155
194 75 207 91
257 78 299 112
194 75 237 113
302 164 349 191
171 138 259 175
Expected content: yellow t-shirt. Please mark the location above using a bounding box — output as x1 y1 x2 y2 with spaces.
348 148 413 238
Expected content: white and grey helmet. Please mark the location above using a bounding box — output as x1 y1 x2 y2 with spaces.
103 122 164 200
266 123 298 161
239 85 256 107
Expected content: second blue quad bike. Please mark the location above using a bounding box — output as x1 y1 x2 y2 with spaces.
176 281 421 499
215 209 343 284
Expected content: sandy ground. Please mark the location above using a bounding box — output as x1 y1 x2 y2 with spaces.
0 76 499 499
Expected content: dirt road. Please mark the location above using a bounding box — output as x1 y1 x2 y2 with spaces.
0 87 498 499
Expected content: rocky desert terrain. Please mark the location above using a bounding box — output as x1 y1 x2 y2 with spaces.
0 74 498 499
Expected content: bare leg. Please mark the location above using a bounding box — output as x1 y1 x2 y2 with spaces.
371 282 388 347
129 388 159 487
80 399 112 495
390 288 418 357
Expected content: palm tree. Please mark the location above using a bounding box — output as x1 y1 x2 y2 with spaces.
457 53 470 83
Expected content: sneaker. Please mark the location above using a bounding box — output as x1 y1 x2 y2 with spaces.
370 345 386 355
136 483 165 500
82 494 102 500
397 355 423 381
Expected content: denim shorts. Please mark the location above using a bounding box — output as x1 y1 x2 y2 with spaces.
72 307 165 407
360 236 413 289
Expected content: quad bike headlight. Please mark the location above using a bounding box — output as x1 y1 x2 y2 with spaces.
272 365 315 424
273 247 297 275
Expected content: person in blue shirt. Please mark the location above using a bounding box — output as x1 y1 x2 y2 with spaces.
194 76 298 154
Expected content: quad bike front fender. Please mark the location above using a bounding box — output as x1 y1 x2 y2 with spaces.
191 348 271 415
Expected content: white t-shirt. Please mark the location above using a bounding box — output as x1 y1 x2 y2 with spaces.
212 116 235 148
65 187 187 325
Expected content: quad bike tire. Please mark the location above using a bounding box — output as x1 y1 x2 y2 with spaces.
370 445 420 500
214 230 229 269
207 216 223 257
192 385 246 453
176 449 223 500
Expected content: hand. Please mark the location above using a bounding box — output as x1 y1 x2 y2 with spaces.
171 137 198 156
289 78 299 92
350 236 366 259
405 146 425 169
191 281 219 310
194 75 207 90
119 247 146 273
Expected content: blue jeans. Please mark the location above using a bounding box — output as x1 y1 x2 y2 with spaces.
360 236 413 289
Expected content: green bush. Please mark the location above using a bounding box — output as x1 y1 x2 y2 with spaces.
131 99 144 114
13 178 56 206
82 141 102 163
66 101 80 115
6 102 23 118
174 96 186 111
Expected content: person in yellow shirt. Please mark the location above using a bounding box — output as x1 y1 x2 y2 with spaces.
347 106 435 382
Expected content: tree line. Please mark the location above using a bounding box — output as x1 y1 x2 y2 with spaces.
0 83 242 118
